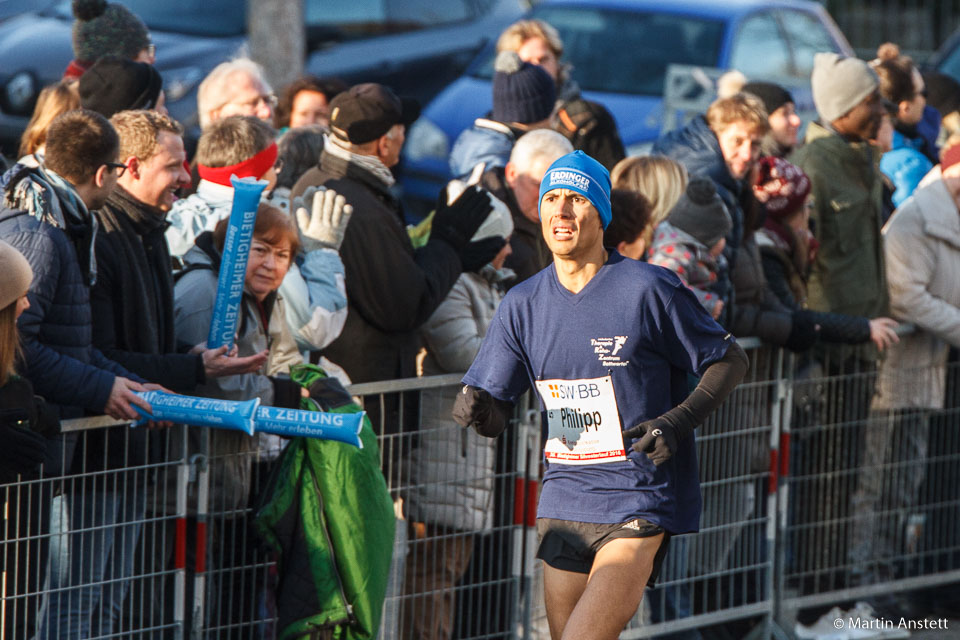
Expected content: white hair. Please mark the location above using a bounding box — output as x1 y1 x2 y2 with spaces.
509 129 573 174
197 58 272 129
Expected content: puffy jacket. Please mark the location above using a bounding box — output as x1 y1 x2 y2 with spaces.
652 116 746 322
0 207 135 420
255 366 394 640
877 166 960 409
648 221 724 316
405 267 510 531
449 119 518 180
166 179 347 352
879 129 933 208
168 233 303 514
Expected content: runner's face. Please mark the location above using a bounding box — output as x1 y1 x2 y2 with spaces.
540 188 603 259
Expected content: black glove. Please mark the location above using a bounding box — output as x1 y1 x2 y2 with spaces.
622 417 681 466
0 413 49 475
459 236 507 273
453 385 512 438
430 186 494 252
272 375 302 409
785 309 820 352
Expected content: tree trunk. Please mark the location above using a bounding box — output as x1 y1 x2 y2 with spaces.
248 0 304 91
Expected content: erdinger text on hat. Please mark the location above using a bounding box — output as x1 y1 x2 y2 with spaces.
538 150 612 229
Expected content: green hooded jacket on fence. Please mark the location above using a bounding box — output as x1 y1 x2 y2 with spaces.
256 364 395 640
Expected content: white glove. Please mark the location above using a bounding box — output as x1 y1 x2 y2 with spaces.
293 186 354 252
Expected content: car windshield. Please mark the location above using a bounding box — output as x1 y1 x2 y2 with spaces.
50 0 245 37
471 5 725 96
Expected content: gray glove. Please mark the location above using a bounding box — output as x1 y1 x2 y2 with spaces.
293 186 354 252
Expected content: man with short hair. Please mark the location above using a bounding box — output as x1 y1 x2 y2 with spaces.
653 93 770 321
479 128 573 284
0 108 157 638
94 110 266 392
454 150 747 639
197 58 274 129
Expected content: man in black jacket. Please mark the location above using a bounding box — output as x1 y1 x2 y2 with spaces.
290 82 502 486
292 84 502 387
89 109 271 635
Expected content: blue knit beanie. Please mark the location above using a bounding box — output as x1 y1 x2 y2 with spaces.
492 51 556 125
538 150 612 229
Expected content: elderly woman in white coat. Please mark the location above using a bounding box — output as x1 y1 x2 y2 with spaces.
401 194 514 640
849 142 960 586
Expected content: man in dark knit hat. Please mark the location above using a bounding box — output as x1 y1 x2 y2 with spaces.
79 55 164 118
449 51 557 179
65 0 153 78
743 80 802 157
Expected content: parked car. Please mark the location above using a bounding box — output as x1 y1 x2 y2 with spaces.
928 29 960 83
0 0 525 157
400 0 853 210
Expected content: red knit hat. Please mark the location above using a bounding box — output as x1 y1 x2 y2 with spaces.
753 156 811 219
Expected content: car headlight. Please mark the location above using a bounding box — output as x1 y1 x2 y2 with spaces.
161 66 204 103
5 71 36 115
404 118 449 162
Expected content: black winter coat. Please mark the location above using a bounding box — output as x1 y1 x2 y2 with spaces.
91 187 204 391
291 150 463 385
86 187 206 472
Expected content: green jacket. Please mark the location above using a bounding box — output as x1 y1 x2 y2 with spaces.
789 122 888 322
256 365 395 640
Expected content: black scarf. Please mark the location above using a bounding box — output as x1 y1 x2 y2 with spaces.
95 187 174 355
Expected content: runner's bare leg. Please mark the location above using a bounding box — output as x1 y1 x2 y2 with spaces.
543 533 664 640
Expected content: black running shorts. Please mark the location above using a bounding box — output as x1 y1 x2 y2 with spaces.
535 517 671 584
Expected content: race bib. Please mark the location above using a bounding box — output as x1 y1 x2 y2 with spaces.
534 376 626 465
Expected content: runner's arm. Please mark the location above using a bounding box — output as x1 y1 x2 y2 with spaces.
624 341 748 464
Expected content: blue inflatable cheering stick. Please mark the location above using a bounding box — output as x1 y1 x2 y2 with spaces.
207 175 268 350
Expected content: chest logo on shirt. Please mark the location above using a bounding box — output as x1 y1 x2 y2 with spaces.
590 336 630 367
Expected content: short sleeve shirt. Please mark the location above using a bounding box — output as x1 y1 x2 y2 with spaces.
463 252 734 533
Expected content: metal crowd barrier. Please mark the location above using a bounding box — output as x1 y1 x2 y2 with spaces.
3 330 959 639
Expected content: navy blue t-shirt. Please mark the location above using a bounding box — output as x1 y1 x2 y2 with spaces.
463 252 734 533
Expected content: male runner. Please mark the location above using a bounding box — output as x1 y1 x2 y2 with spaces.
454 150 748 639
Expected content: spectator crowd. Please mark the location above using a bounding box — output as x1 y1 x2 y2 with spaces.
2 1 960 639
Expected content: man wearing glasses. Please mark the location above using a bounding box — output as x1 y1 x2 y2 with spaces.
0 108 164 638
197 58 276 130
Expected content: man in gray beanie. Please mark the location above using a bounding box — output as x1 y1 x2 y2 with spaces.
788 51 890 634
790 53 886 326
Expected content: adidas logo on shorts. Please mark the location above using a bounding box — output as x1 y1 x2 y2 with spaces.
621 520 642 531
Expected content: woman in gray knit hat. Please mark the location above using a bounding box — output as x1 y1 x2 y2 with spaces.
64 0 152 79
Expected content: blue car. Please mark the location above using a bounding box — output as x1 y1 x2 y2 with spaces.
401 0 853 209
0 0 524 157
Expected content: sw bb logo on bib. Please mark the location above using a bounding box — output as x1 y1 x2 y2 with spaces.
535 376 626 465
